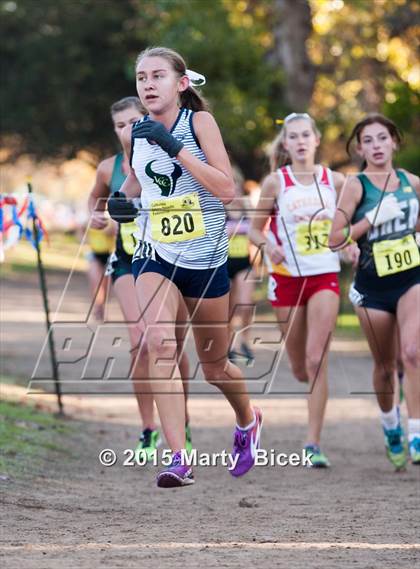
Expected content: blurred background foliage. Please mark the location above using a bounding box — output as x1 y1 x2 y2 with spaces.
1 0 419 188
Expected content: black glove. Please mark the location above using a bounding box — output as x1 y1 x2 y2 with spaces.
132 119 184 157
107 192 139 223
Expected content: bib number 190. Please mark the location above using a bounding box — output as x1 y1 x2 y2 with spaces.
385 250 413 272
373 235 420 277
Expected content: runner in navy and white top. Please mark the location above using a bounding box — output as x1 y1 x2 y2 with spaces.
107 47 262 488
88 96 191 461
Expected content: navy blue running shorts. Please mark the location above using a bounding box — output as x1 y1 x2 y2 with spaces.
132 252 230 299
350 265 420 314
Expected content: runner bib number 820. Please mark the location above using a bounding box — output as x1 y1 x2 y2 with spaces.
373 234 420 277
150 193 206 243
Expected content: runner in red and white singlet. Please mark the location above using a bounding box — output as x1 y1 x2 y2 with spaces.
250 112 353 467
266 162 340 306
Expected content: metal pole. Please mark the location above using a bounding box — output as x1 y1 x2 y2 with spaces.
27 181 64 415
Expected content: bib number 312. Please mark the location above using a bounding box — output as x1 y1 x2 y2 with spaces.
296 220 332 255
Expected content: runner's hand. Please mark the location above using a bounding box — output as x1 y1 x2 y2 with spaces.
107 192 139 223
365 194 404 227
266 241 285 264
90 211 108 230
133 120 184 157
343 242 360 267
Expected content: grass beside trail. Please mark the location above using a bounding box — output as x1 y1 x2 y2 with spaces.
0 397 73 479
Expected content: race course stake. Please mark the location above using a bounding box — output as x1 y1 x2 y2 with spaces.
27 180 64 415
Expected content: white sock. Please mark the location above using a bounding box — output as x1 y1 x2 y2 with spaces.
408 418 420 443
380 407 399 430
237 409 256 432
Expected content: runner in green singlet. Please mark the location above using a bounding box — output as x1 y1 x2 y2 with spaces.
330 114 420 469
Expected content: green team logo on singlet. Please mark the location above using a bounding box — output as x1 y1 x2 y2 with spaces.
145 160 182 197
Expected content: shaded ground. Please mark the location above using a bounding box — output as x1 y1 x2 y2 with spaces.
1 269 419 568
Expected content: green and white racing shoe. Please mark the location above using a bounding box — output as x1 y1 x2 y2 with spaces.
409 436 420 465
383 424 407 470
304 444 330 468
135 428 162 463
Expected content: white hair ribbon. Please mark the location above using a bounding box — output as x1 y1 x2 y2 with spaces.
186 69 206 87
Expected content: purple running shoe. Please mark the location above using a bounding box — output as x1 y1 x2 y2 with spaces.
157 451 194 488
230 407 263 477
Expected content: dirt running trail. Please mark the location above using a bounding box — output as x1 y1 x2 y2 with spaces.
1 271 419 567
1 386 419 569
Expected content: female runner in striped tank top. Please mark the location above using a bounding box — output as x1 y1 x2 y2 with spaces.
108 47 262 488
330 114 420 469
250 113 351 468
89 97 191 461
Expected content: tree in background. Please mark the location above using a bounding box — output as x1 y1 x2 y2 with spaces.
0 0 285 179
266 0 315 111
1 0 143 161
308 0 419 171
1 0 418 184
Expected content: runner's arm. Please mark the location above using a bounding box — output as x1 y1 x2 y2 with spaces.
249 174 277 247
331 171 346 199
402 170 420 231
331 171 359 263
88 159 113 229
118 124 143 199
249 173 285 262
175 112 235 204
329 176 369 250
88 160 112 213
